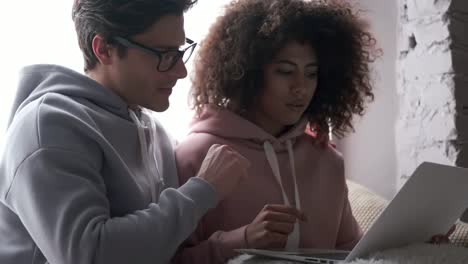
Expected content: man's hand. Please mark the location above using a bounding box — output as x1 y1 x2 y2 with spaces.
197 144 250 200
244 204 307 249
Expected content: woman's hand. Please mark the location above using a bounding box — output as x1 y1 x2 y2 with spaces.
244 204 307 249
428 225 456 244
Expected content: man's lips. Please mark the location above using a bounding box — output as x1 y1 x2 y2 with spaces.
158 88 173 95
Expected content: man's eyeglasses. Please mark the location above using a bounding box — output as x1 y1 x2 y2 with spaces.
112 36 197 72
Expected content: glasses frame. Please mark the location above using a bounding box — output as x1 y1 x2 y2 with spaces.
112 36 197 72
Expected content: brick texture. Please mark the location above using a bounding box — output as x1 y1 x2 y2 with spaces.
397 0 468 188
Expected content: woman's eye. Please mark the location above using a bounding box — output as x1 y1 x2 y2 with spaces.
307 72 318 78
276 69 293 75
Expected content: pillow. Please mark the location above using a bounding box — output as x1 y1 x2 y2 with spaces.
449 221 468 247
347 180 388 233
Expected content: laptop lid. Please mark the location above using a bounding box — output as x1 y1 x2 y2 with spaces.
345 161 468 261
236 162 468 263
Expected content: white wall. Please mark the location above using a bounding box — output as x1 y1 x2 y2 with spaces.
396 0 468 188
155 1 231 140
336 0 398 199
0 0 83 152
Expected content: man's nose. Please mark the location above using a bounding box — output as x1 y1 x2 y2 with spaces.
168 58 188 79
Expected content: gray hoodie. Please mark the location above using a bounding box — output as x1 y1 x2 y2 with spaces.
0 64 218 264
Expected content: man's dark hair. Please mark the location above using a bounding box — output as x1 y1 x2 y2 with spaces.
72 0 197 72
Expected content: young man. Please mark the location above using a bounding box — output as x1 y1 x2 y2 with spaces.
0 0 249 264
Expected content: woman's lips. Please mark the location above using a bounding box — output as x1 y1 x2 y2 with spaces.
286 104 306 112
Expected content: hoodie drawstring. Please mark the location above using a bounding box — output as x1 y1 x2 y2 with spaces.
263 140 301 249
129 108 163 202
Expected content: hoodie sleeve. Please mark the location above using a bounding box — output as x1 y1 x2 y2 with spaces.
172 139 247 264
5 147 219 264
335 181 363 250
2 101 219 264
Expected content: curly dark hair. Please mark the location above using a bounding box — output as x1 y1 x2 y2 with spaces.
190 0 380 138
72 0 197 72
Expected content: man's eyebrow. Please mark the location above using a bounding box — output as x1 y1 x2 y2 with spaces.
149 39 188 50
149 44 181 51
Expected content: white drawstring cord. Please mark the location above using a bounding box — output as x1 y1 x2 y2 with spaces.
286 140 301 212
129 108 159 202
146 109 164 191
263 140 301 249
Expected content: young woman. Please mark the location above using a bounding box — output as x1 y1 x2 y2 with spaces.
173 0 380 263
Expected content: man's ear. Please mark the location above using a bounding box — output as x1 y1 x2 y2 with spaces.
92 35 115 65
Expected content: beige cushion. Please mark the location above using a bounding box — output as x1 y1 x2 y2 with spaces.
347 180 388 233
449 221 468 247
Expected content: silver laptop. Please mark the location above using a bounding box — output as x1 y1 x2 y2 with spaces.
236 162 468 263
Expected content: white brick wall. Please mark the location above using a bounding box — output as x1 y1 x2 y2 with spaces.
397 0 468 188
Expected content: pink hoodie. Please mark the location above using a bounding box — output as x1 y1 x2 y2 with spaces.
173 106 362 263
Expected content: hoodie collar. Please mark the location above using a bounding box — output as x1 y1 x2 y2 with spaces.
189 104 308 150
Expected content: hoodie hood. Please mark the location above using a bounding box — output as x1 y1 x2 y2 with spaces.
189 105 308 150
8 64 129 127
7 64 168 201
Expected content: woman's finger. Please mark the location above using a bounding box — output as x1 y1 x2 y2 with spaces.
263 221 295 235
